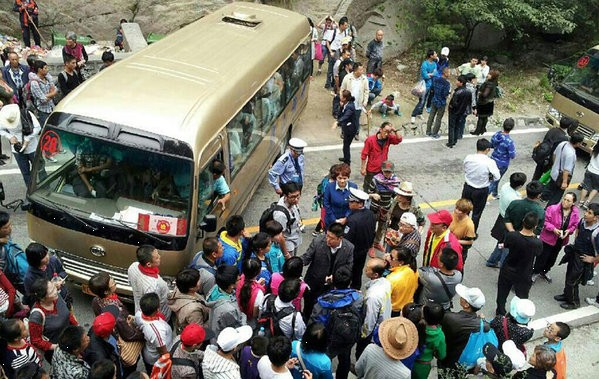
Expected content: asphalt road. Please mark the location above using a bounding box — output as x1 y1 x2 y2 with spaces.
2 123 598 377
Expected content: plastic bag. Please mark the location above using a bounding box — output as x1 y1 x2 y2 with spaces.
411 80 426 97
539 169 552 185
314 42 323 61
458 319 498 369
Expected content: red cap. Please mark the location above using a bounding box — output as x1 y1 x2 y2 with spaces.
181 323 212 346
427 209 453 226
92 312 116 338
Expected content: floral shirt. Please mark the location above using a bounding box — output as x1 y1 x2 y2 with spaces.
51 347 91 379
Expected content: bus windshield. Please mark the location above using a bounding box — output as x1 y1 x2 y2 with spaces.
562 49 599 102
30 128 193 236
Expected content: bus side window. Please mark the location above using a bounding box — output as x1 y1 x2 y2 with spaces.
197 152 225 224
227 100 261 178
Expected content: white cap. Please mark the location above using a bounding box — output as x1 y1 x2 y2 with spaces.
400 212 418 229
288 138 307 151
455 283 485 309
502 340 526 370
216 325 253 352
510 296 536 324
349 187 369 202
441 47 450 56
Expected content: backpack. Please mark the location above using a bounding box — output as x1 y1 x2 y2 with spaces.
3 240 28 293
169 340 203 379
21 79 38 113
315 175 328 207
259 202 293 233
19 105 34 136
531 140 553 165
316 292 363 347
255 294 298 339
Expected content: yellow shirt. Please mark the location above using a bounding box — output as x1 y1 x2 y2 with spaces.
386 265 419 312
450 214 476 240
424 230 447 267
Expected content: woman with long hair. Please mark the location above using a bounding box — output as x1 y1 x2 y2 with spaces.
335 89 357 164
472 69 500 135
533 192 580 283
235 258 265 322
290 322 333 379
578 142 599 208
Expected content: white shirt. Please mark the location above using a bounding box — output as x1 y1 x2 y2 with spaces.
0 110 41 154
362 277 392 338
274 297 306 340
588 153 599 175
330 240 343 255
463 153 500 188
257 356 293 379
330 27 349 51
351 75 365 110
135 311 173 363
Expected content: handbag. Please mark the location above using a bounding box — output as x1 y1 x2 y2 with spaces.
411 79 426 97
458 319 498 369
118 335 144 367
314 42 323 61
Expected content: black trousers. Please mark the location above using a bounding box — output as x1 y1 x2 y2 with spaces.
496 266 532 315
533 240 563 274
302 286 325 323
22 21 41 47
355 335 372 361
351 249 368 290
461 183 489 231
341 126 355 163
328 344 352 379
543 178 566 207
563 252 588 305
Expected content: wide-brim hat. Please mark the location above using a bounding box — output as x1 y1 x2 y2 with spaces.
394 181 414 197
378 316 418 360
0 104 21 130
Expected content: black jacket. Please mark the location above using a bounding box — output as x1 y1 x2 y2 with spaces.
440 311 490 368
83 331 124 379
337 102 357 134
344 208 376 253
448 86 472 117
302 235 354 293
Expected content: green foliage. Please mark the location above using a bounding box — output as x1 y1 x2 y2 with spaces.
413 0 594 50
549 64 573 85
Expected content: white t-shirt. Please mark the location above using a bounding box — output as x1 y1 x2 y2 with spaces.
257 356 293 379
135 311 173 363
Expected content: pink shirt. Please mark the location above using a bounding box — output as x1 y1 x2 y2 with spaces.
270 273 307 311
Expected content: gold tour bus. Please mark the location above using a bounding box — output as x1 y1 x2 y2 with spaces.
26 2 312 295
546 45 599 152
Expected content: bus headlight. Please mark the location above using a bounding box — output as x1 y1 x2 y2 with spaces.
548 107 562 121
591 133 599 142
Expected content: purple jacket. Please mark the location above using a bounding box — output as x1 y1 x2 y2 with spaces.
540 204 580 246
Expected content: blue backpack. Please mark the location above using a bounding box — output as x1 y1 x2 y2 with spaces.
4 240 29 291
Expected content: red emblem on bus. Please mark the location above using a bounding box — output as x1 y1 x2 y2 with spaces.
577 55 590 69
156 220 171 234
41 130 61 158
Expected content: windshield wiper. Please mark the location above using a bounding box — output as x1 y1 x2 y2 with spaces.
91 212 172 247
38 196 98 232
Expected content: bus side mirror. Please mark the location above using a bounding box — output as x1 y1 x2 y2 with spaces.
199 214 217 232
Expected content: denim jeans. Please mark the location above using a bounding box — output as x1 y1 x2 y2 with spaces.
487 244 509 267
489 166 508 197
13 151 36 187
411 87 430 117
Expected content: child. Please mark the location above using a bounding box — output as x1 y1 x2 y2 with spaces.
264 220 288 272
257 336 295 379
210 159 231 211
411 303 446 379
239 336 268 379
99 51 114 71
543 321 570 379
371 94 401 117
367 68 384 105
135 293 173 375
270 257 308 311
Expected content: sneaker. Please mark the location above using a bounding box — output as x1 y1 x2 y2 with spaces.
531 273 540 283
540 272 553 283
431 134 441 139
46 156 58 163
560 302 580 310
587 279 595 286
553 294 567 302
410 116 416 124
485 262 499 268
585 298 599 307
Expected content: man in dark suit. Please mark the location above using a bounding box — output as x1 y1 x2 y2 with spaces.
301 222 354 320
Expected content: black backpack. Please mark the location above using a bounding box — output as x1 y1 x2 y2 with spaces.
531 140 553 165
255 294 298 339
19 105 34 136
259 202 293 233
327 301 363 346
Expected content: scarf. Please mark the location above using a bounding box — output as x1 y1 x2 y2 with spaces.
138 264 159 278
141 312 166 321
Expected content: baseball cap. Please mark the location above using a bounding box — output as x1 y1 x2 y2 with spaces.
509 296 535 324
381 161 395 172
427 209 453 226
400 212 418 229
455 283 485 309
181 323 215 346
92 312 116 338
441 47 450 56
483 343 513 376
217 325 253 352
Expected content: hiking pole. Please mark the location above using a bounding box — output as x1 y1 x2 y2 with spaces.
25 10 50 49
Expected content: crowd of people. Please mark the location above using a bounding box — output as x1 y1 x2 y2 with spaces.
0 10 597 379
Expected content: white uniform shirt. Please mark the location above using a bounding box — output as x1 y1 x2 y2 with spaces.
463 153 500 188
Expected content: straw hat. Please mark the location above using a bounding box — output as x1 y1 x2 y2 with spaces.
394 181 414 197
0 104 21 130
378 317 418 360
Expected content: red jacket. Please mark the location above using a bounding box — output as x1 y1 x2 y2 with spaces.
361 132 401 173
423 229 464 271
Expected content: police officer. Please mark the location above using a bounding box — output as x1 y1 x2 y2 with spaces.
268 138 307 195
344 187 376 289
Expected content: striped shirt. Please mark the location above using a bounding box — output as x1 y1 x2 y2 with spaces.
127 262 172 320
2 342 42 378
355 343 410 379
135 311 173 364
202 345 241 379
29 76 55 113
